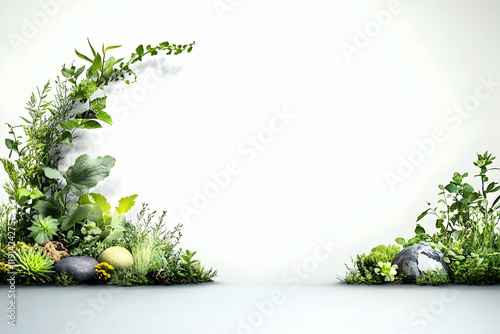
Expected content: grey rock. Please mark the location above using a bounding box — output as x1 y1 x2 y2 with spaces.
392 242 449 281
54 256 98 283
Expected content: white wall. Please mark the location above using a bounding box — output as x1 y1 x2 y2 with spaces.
1 0 500 284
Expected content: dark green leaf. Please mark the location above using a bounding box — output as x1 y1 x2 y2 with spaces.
444 184 459 193
65 154 116 196
414 224 426 235
5 138 17 150
136 44 144 56
61 67 74 78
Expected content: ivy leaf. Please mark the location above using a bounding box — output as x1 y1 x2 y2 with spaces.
96 111 112 125
89 96 107 112
65 154 116 196
115 194 138 214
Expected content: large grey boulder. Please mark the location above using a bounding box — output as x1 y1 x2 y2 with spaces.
54 256 98 283
392 242 449 281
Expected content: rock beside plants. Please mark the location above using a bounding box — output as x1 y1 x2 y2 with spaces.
34 241 69 263
392 242 449 281
98 246 133 269
54 256 98 282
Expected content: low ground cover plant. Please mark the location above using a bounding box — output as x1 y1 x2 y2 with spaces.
0 39 216 286
340 152 500 285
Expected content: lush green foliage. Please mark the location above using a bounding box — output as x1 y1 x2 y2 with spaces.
0 39 216 286
341 152 500 285
340 244 401 284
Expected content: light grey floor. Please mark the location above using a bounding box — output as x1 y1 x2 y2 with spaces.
0 282 499 334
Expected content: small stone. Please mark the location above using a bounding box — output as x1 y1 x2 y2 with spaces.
392 242 449 281
34 241 69 263
54 256 98 282
98 246 133 269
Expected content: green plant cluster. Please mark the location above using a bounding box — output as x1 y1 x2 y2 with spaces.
0 39 216 286
341 152 500 285
340 244 401 284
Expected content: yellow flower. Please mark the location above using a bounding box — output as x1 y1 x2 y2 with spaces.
455 261 460 265
106 274 111 278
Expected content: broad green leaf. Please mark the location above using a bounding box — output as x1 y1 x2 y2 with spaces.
75 49 92 63
97 111 112 125
29 189 44 199
92 53 102 71
5 138 17 150
136 44 144 56
395 237 406 246
442 256 450 263
16 188 31 198
414 224 426 235
59 120 80 130
61 205 92 231
43 167 64 180
90 193 111 214
89 96 107 112
65 154 116 196
61 67 74 78
103 56 115 71
79 120 102 129
116 194 138 214
444 183 458 193
33 196 62 219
